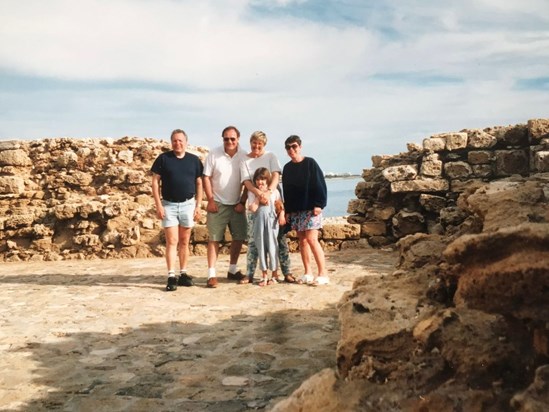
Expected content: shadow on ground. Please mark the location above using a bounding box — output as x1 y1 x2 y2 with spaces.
6 307 340 411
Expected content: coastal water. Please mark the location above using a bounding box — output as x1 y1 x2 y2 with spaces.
323 176 362 218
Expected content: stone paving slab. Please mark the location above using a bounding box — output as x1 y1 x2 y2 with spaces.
0 249 397 411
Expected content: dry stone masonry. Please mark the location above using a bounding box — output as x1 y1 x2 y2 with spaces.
347 118 549 246
0 137 358 262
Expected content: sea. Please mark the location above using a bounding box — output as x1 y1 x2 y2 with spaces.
323 176 362 218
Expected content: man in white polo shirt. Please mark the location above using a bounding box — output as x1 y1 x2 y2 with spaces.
202 126 248 288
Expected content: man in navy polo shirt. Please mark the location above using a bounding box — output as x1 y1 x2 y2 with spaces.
151 129 203 291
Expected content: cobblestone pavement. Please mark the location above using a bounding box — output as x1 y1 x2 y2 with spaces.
0 248 397 411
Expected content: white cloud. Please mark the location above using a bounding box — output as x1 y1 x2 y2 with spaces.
1 0 548 173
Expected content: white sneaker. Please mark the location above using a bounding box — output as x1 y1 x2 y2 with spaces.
300 274 314 284
314 276 330 285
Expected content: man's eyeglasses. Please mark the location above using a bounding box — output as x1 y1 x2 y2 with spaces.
223 137 237 142
285 143 299 150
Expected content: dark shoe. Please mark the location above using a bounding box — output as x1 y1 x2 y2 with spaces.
227 271 246 281
206 277 218 288
178 273 194 287
166 276 177 291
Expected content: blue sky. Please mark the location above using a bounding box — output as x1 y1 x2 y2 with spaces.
1 0 548 173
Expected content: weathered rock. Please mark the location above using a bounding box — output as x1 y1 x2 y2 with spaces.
511 364 549 411
445 223 549 321
392 210 426 237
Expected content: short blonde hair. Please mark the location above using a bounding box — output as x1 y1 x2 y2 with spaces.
250 130 267 145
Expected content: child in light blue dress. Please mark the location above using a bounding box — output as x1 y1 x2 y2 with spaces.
247 167 286 286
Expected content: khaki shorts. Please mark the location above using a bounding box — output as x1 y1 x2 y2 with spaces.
206 202 247 242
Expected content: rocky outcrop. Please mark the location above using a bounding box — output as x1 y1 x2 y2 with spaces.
276 120 549 411
0 138 361 262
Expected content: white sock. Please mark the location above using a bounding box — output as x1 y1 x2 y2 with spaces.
180 269 187 275
208 268 216 278
168 271 176 278
228 264 237 274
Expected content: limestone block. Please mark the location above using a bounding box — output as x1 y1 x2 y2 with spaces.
54 204 79 220
450 179 485 193
372 206 395 220
0 149 32 166
347 198 367 214
420 153 442 177
436 132 467 151
466 129 497 149
495 149 529 177
119 226 140 246
322 223 360 240
355 180 382 199
73 234 100 246
392 210 425 237
444 161 473 179
492 124 529 147
471 164 493 178
528 118 549 142
79 201 103 218
360 221 386 236
192 225 209 242
31 237 53 251
0 176 25 194
141 218 155 229
192 243 207 256
439 206 468 227
118 149 134 163
105 165 129 185
371 155 391 168
390 178 449 193
467 150 492 165
4 214 35 229
0 140 22 150
406 142 422 152
533 151 549 172
32 224 54 237
61 171 93 187
382 165 418 182
423 137 445 152
56 150 79 168
419 194 446 213
126 170 145 184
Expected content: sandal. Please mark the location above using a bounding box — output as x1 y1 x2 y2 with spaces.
267 279 274 286
284 274 296 283
258 279 267 287
297 274 314 285
238 276 252 285
310 276 330 286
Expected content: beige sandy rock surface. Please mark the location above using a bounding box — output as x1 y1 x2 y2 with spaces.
0 248 397 411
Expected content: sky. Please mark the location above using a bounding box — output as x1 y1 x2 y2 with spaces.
1 0 548 174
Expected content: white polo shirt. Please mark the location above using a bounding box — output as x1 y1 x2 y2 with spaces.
203 145 248 205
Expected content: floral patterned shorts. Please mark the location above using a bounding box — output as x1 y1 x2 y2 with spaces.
288 210 322 232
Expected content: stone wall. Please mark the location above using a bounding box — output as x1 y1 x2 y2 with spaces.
0 138 360 262
347 118 549 246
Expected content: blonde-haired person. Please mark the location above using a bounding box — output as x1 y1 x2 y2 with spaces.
282 135 328 286
239 131 294 284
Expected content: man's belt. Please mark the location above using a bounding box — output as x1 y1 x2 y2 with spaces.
163 196 195 203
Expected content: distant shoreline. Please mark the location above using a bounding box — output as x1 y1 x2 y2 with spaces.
324 173 360 179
